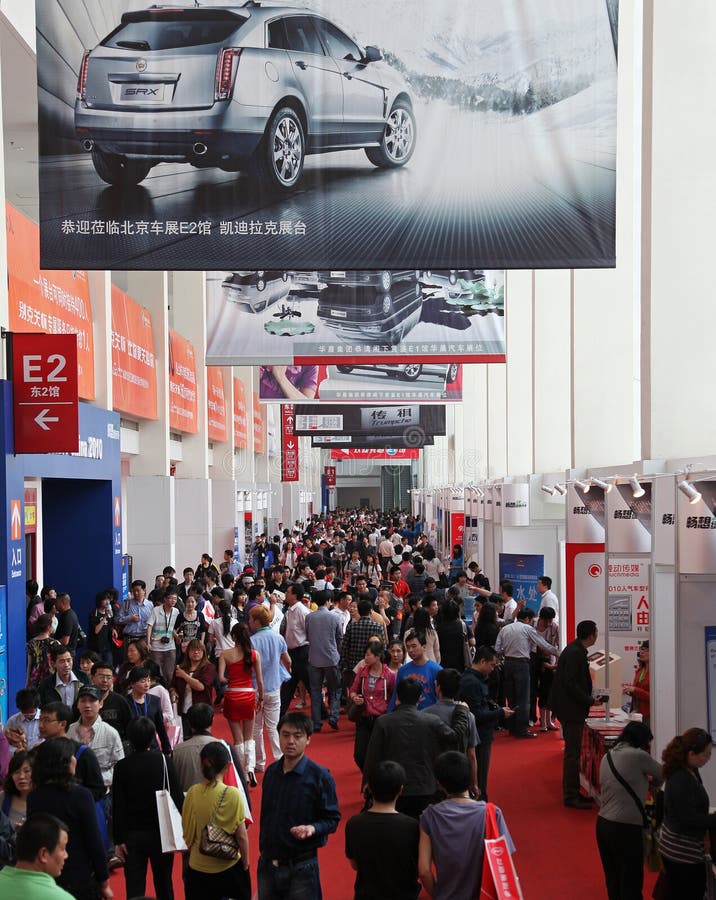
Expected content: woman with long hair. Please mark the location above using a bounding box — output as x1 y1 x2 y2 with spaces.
596 721 662 900
659 727 716 898
218 622 264 787
27 737 110 900
279 539 297 571
365 553 383 588
473 602 499 649
116 637 149 695
412 606 440 664
622 641 651 729
113 716 184 900
435 599 471 672
181 741 250 900
171 639 216 737
448 544 465 584
387 639 406 673
0 749 33 830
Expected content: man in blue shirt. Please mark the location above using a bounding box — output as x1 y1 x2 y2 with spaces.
258 712 340 899
388 629 442 711
114 580 153 653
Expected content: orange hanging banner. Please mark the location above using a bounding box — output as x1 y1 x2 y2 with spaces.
168 329 198 434
7 203 95 400
111 285 157 420
207 367 227 443
233 378 248 448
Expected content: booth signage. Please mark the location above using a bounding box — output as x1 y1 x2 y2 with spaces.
12 332 79 453
329 448 420 460
324 466 337 487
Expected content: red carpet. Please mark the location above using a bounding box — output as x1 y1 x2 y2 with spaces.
110 720 658 899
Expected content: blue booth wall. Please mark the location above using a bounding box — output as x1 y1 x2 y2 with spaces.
0 382 121 718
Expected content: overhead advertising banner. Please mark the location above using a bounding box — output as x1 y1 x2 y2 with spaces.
313 434 433 449
499 553 545 613
207 368 227 444
294 404 445 438
258 362 462 403
233 379 248 449
168 329 198 434
330 448 420 460
252 392 264 454
36 1 616 272
678 480 716 575
501 484 529 527
606 483 652 554
111 286 157 420
566 482 606 543
281 404 299 482
7 203 95 400
324 466 337 487
207 270 504 365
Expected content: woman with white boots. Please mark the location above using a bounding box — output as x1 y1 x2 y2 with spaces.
218 621 264 788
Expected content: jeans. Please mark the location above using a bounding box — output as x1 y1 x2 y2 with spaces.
308 664 341 729
124 830 175 900
257 854 321 900
502 658 530 735
595 816 644 900
280 645 310 717
254 689 281 770
562 720 585 802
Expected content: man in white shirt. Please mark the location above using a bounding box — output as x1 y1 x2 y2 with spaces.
279 583 311 717
378 535 396 576
537 576 559 623
333 591 352 636
146 587 181 685
67 685 124 788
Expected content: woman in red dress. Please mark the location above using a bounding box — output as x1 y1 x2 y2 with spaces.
218 621 264 787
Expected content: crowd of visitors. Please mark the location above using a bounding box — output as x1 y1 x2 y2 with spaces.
0 507 703 899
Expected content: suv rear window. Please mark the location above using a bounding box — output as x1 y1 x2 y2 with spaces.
102 14 246 51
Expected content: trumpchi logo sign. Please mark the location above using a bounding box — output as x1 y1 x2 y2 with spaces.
588 564 602 578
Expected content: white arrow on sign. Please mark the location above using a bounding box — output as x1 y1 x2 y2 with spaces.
35 409 60 431
11 502 21 538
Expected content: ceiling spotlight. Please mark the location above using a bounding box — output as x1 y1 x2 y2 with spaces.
678 480 702 505
476 488 484 497
574 479 590 493
541 485 556 496
591 477 612 492
553 483 567 496
629 475 645 498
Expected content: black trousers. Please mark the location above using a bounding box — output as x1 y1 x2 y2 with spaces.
562 720 585 802
502 658 530 735
662 857 707 900
125 830 175 900
186 861 251 900
476 740 493 802
280 644 310 717
595 816 644 900
353 716 377 772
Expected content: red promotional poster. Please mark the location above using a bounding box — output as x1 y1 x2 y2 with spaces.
329 448 420 460
12 332 79 453
207 367 227 443
281 404 299 482
168 329 198 434
7 203 95 400
233 378 248 448
324 466 337 486
252 392 264 454
111 286 157 420
451 512 466 547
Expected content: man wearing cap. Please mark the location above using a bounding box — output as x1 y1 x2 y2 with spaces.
67 685 124 788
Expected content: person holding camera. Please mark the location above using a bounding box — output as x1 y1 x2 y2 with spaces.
147 588 181 686
87 593 116 667
550 619 608 809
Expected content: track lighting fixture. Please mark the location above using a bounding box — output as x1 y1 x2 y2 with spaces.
573 479 590 493
629 475 645 498
678 480 702 505
591 477 611 492
553 483 567 496
541 485 555 496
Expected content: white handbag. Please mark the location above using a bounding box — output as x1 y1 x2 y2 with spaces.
156 753 187 853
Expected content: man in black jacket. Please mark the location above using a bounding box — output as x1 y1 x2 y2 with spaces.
458 646 514 801
549 619 604 808
363 677 466 819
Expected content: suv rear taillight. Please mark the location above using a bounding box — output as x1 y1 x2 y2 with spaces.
77 50 90 101
215 48 242 101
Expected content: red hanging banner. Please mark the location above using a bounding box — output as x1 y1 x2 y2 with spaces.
281 404 299 482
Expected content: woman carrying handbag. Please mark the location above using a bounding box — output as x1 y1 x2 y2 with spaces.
181 740 251 900
348 638 396 775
